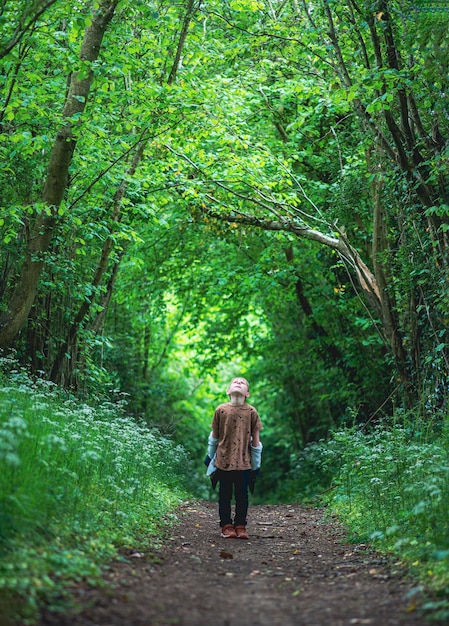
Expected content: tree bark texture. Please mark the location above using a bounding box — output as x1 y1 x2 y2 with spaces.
371 174 412 397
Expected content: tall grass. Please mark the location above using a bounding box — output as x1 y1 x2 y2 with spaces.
285 415 449 620
0 363 193 624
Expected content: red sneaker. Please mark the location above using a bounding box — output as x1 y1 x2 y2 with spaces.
221 524 237 538
235 525 249 539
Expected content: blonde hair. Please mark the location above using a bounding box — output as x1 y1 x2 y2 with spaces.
228 377 250 392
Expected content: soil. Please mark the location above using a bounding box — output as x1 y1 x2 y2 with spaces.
40 500 438 626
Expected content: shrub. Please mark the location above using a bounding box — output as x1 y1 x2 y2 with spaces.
291 418 449 620
0 362 192 623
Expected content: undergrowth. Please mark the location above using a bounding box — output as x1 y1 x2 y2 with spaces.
284 413 449 621
0 362 194 625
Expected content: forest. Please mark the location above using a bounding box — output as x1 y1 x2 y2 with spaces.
1 0 449 622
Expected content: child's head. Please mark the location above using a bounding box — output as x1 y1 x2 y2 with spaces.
226 377 250 398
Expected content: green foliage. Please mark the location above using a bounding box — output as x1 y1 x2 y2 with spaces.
2 1 449 620
283 414 449 620
0 0 449 518
0 362 194 623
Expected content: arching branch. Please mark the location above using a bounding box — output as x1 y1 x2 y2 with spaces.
203 206 383 317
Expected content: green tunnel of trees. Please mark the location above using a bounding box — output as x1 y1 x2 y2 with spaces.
1 0 448 490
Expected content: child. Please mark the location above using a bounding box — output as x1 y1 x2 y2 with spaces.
205 377 263 539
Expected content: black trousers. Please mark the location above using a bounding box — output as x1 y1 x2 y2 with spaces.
217 469 251 527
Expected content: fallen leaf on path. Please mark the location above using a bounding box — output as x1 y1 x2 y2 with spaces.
219 550 233 559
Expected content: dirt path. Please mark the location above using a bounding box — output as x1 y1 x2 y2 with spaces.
41 501 435 626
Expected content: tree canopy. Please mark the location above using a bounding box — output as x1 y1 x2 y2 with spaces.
1 0 448 472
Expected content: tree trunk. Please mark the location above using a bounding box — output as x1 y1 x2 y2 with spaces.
166 0 199 85
0 0 119 350
50 142 146 384
88 252 125 337
370 173 413 401
50 0 200 382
